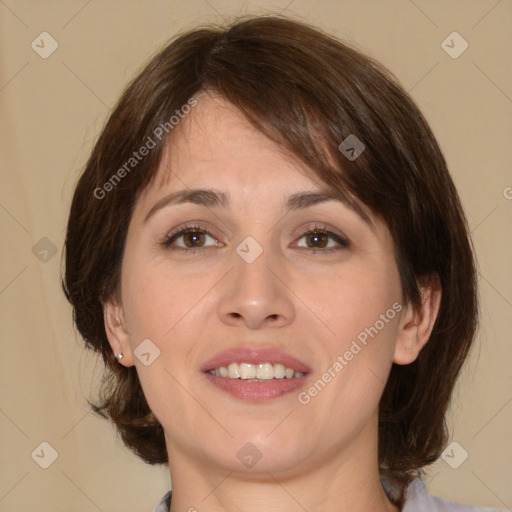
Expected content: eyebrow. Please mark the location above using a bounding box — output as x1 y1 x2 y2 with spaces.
143 188 372 225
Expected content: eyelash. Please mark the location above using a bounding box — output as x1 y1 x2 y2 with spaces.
161 223 350 255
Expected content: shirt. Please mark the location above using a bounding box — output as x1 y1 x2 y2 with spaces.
154 477 505 512
402 478 504 511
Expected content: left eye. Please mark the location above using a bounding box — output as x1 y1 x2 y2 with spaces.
296 229 349 251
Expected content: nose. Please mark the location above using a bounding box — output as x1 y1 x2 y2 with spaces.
217 243 295 330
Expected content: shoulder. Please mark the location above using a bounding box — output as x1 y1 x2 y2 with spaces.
154 482 505 512
403 478 505 512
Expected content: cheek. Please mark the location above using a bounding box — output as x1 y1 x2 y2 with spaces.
308 261 401 399
119 260 211 423
120 257 221 372
317 261 401 342
121 251 191 336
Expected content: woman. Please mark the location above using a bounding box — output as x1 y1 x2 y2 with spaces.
62 15 503 512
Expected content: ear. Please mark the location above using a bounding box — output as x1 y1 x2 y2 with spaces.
103 298 134 367
393 276 442 365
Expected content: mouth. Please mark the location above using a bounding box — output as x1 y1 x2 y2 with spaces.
201 347 311 402
207 362 306 380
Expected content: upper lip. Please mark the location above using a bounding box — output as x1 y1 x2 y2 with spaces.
201 347 312 374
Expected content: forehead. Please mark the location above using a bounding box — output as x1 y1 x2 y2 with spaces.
135 92 376 230
151 92 323 192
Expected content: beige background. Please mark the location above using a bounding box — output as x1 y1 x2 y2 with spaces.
0 0 510 511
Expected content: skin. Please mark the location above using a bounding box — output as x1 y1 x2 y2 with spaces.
104 92 441 512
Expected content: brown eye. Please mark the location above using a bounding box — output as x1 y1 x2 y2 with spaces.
182 230 206 247
305 231 329 248
296 228 350 252
162 226 219 252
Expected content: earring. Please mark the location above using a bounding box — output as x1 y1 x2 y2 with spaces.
116 352 124 361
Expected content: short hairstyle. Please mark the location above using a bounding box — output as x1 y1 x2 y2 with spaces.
62 15 477 506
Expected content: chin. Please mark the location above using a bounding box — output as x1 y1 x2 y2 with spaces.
202 430 314 476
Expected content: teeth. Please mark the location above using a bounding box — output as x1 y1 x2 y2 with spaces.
227 362 240 378
239 363 257 380
208 362 306 380
256 362 274 380
273 363 285 379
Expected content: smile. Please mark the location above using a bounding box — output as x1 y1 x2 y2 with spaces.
201 348 311 401
207 362 306 380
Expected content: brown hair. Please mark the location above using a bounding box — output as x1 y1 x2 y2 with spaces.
62 15 477 507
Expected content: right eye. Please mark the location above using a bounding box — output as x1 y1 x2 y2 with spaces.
161 225 221 253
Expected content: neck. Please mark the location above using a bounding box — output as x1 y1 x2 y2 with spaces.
165 415 400 512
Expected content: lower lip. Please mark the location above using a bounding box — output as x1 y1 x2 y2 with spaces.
204 373 309 401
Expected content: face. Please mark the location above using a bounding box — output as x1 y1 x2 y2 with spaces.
107 93 408 478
